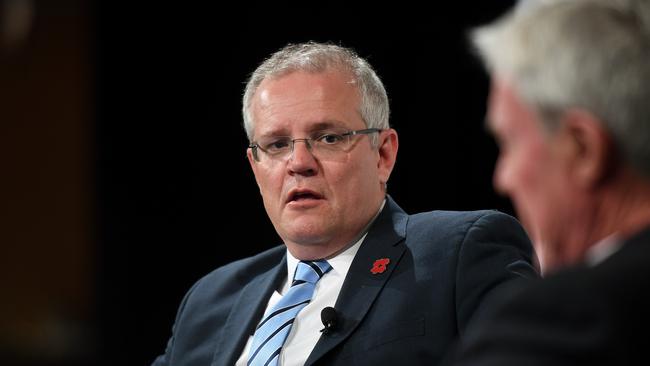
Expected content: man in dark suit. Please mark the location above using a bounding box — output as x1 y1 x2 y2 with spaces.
446 0 650 364
152 42 537 366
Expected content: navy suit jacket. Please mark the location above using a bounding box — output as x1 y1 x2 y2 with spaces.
446 226 650 366
153 197 537 365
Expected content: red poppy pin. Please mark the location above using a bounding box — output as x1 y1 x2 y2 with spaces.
370 258 390 274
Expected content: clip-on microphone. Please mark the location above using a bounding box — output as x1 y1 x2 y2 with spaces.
320 306 338 334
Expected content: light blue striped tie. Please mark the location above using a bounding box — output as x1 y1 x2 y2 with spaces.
247 260 332 366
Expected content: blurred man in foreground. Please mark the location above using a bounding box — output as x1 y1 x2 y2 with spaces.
448 0 650 364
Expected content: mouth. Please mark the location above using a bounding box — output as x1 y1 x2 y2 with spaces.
286 189 324 203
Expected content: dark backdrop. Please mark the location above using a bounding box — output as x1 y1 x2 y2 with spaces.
96 2 518 364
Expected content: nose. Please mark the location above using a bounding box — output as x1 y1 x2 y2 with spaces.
288 139 318 176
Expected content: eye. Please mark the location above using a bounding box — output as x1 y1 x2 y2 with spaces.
316 133 345 145
262 138 291 152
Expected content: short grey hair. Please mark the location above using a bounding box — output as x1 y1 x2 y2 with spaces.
242 42 390 145
472 0 650 177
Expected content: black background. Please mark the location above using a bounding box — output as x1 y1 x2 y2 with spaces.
95 2 518 364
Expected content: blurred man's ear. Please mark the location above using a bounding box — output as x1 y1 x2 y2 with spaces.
559 109 616 188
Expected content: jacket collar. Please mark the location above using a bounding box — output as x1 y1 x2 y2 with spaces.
305 196 408 365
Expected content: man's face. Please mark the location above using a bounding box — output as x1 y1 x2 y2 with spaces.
247 70 396 259
488 79 575 272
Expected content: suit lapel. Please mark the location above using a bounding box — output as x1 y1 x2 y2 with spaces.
211 256 287 366
305 197 409 365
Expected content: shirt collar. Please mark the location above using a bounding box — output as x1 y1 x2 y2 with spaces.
285 233 364 285
585 233 623 266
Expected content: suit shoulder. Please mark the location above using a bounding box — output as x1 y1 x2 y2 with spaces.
408 209 522 235
188 244 285 296
405 210 533 267
201 244 285 281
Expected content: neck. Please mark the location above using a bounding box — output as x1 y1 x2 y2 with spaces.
560 171 650 266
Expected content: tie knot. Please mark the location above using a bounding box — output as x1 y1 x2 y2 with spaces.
292 260 331 285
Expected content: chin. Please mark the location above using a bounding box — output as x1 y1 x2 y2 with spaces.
282 224 329 245
535 240 566 275
286 235 329 247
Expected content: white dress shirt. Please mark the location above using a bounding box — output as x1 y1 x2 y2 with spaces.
235 236 363 366
585 233 622 266
236 199 385 366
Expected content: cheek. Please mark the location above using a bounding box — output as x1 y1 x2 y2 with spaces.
324 163 357 198
345 154 378 185
495 146 551 231
511 152 561 237
326 156 376 202
506 143 546 190
254 166 283 197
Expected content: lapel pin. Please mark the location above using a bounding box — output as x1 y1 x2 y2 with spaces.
370 258 390 274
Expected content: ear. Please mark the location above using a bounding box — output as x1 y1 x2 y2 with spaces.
247 148 262 189
559 109 615 188
246 147 256 168
377 128 399 185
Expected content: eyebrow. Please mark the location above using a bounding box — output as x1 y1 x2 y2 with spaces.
258 120 348 138
306 120 347 132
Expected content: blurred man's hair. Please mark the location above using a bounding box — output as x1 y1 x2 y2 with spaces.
472 0 650 177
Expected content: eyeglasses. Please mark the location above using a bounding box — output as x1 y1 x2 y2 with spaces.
249 128 382 162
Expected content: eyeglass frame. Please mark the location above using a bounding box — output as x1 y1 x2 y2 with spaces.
248 127 383 162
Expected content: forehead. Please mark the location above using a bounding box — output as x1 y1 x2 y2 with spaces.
487 78 543 136
250 70 363 135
